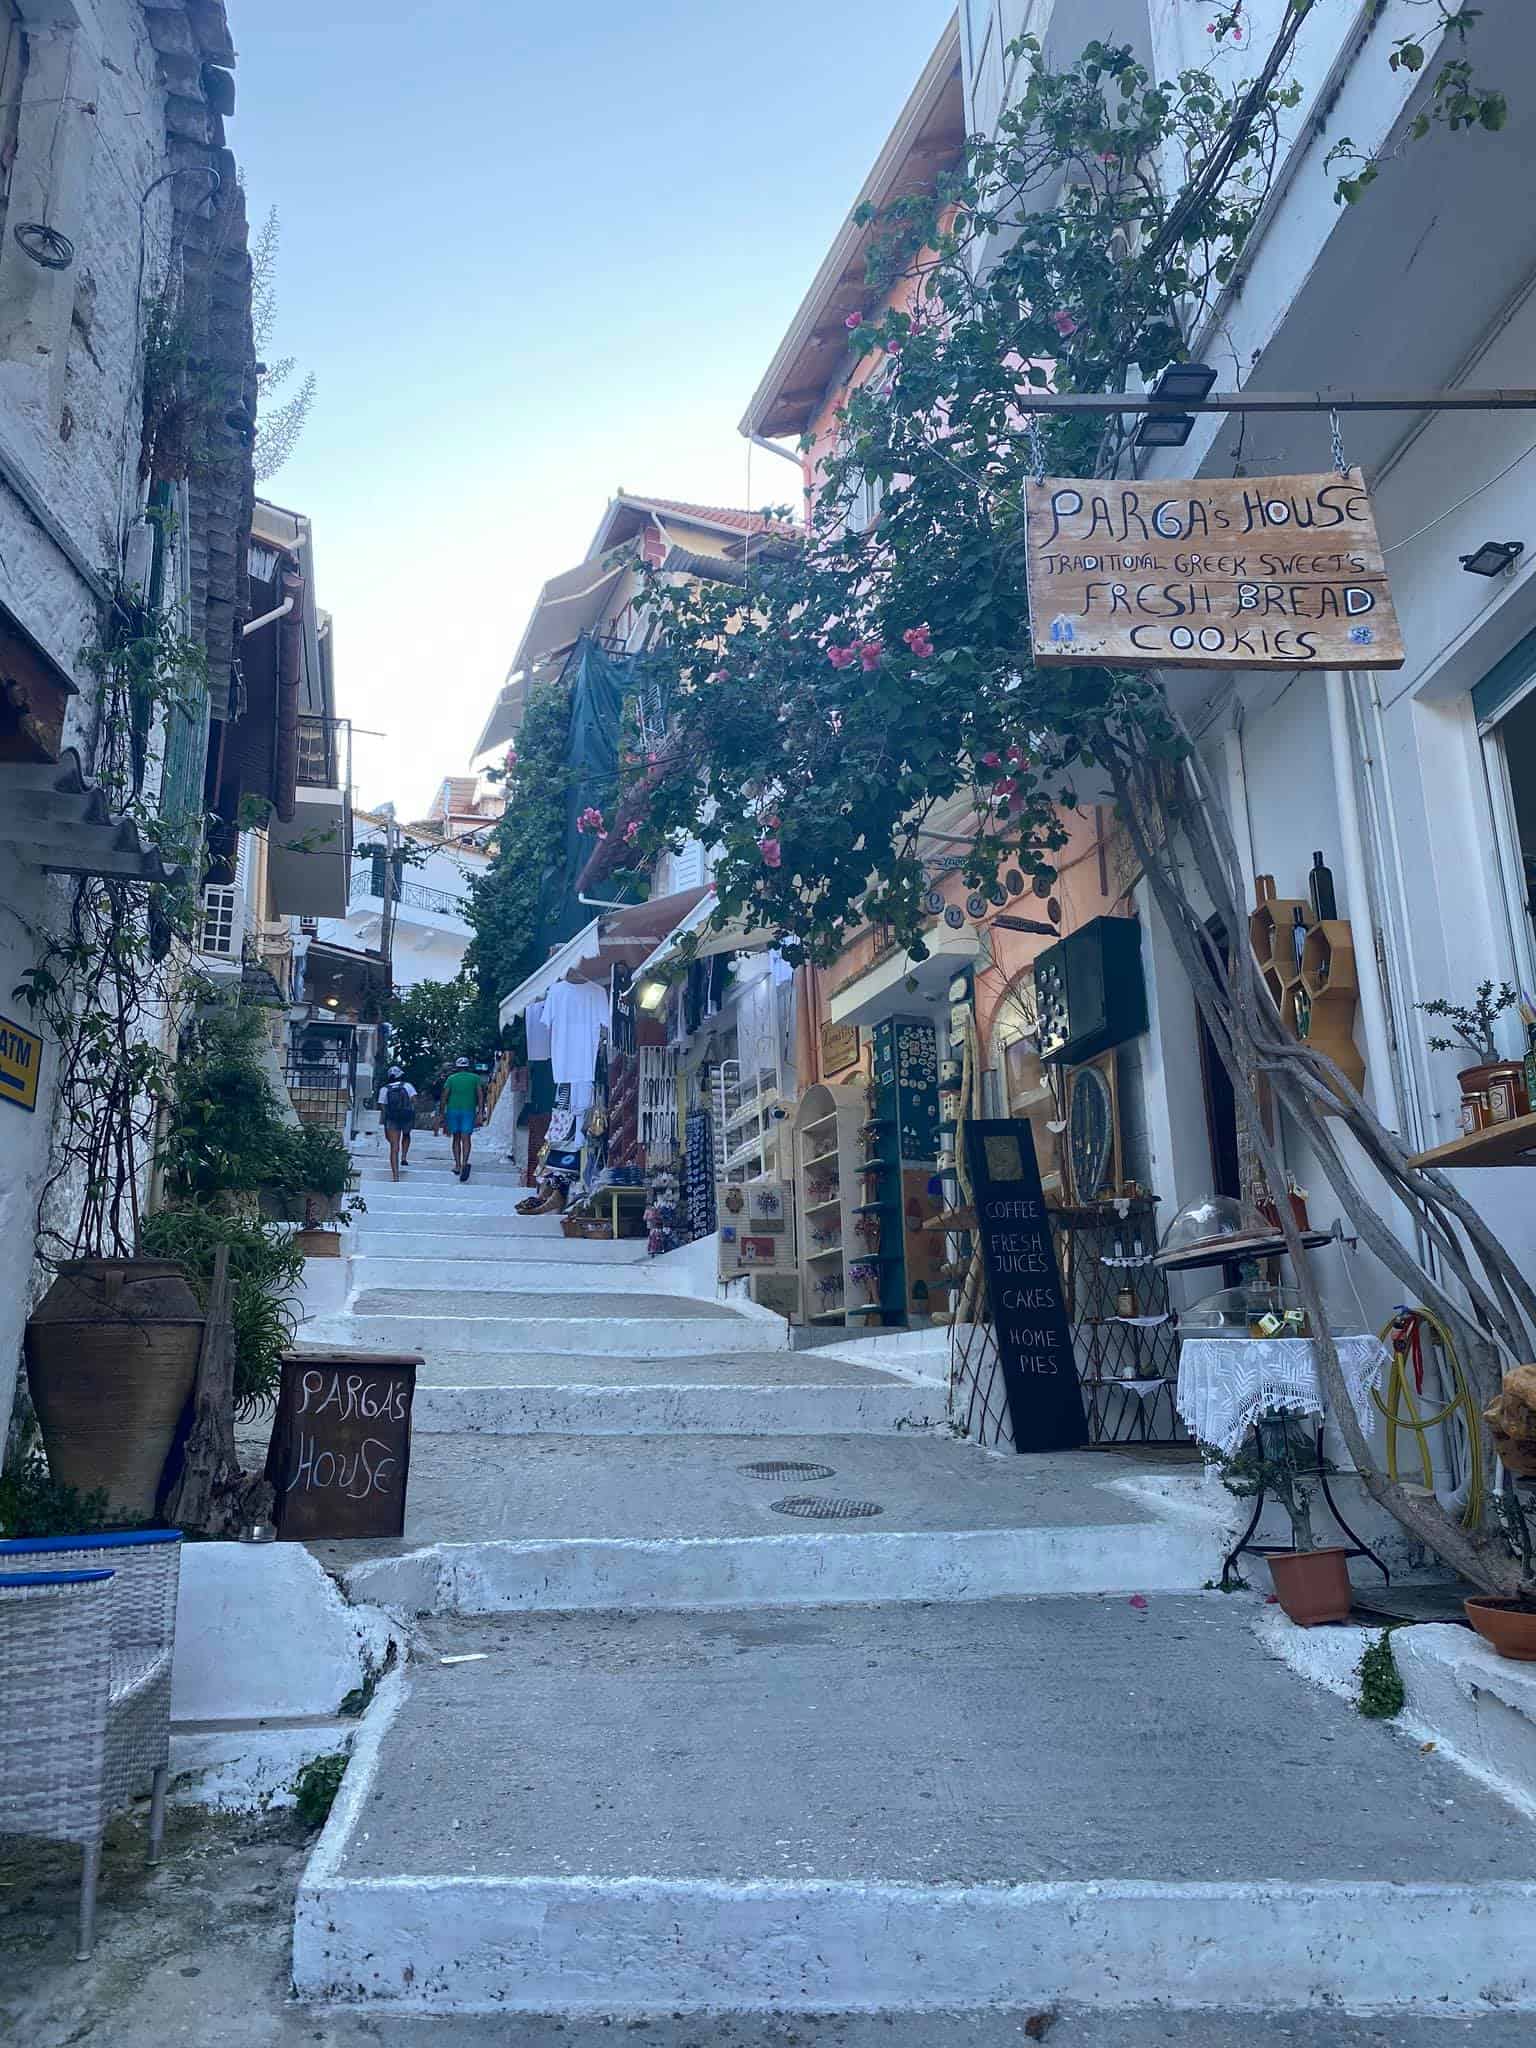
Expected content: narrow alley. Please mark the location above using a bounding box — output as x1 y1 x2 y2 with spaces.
275 1136 1534 2020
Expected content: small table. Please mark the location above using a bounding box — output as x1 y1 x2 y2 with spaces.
593 1183 649 1239
1175 1334 1392 1588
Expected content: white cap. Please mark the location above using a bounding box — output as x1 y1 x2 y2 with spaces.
387 1065 403 1078
455 1055 469 1067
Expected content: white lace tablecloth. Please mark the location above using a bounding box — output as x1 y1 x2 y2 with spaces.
1175 1335 1390 1458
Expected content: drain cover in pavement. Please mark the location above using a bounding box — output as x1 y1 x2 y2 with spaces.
738 1460 836 1481
771 1495 884 1520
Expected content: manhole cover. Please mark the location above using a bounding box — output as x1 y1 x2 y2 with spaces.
770 1496 884 1521
738 1460 836 1481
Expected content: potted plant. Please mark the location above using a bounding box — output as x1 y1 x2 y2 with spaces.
1219 1412 1353 1625
848 1258 881 1306
269 1122 364 1243
1467 1369 1536 1659
1417 979 1526 1129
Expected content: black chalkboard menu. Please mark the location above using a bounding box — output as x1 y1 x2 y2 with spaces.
266 1348 419 1540
963 1120 1086 1453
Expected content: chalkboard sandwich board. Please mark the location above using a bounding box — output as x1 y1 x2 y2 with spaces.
265 1347 419 1540
963 1120 1087 1453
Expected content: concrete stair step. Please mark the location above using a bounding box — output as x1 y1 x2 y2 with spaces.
350 1287 740 1320
319 1434 1213 1613
306 1311 784 1359
410 1351 944 1437
295 1596 1536 2015
350 1238 649 1266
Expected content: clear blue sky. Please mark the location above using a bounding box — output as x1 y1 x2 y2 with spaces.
230 1 954 817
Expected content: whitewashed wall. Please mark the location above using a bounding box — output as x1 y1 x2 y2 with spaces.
0 2 178 1442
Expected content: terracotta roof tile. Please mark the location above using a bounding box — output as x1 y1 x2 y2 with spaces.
631 496 794 536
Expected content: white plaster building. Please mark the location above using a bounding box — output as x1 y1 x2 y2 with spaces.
958 0 1536 1331
0 0 256 1442
318 805 489 994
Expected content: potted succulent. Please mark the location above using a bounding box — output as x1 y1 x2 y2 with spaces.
1417 980 1526 1130
1219 1413 1352 1625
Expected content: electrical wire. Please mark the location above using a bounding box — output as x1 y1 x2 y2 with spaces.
1382 438 1536 553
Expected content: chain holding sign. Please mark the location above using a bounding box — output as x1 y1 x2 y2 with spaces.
1024 470 1404 671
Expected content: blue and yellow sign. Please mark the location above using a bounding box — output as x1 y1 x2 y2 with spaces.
0 1013 42 1113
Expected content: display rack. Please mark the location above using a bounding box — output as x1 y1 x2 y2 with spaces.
792 1083 865 1325
1047 1199 1186 1445
1249 878 1364 1094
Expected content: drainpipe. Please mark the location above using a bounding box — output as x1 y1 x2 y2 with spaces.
272 569 305 824
1324 668 1399 1130
746 431 806 472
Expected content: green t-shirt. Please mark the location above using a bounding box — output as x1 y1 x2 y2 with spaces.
442 1069 481 1114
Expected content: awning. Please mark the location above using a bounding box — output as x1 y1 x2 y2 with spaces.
827 923 980 1029
496 887 716 1029
630 888 777 980
473 554 630 757
498 918 603 1029
0 749 188 888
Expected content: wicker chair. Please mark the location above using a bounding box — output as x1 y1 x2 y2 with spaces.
0 1568 116 1958
0 1529 182 1953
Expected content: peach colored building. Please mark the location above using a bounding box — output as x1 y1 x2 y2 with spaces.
739 14 1138 1180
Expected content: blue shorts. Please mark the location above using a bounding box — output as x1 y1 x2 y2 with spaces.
444 1108 475 1136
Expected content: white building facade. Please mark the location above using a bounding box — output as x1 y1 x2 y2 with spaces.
960 0 1536 1332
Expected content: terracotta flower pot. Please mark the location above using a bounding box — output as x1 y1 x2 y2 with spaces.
1266 1546 1353 1626
24 1259 204 1519
1464 1597 1536 1662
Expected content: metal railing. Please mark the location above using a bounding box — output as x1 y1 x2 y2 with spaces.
348 867 467 920
296 714 351 791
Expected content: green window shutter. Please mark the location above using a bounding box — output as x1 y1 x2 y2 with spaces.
158 683 210 830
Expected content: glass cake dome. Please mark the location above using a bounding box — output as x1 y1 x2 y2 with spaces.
1158 1193 1271 1263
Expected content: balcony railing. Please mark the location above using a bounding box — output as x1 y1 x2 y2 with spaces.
348 865 467 921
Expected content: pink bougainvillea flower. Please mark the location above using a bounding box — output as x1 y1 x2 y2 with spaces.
884 335 902 353
844 310 863 330
992 777 1018 798
981 751 1001 768
758 837 783 869
1129 1594 1149 1611
1051 310 1078 339
858 638 884 671
826 644 857 669
1007 743 1029 765
764 815 781 830
706 668 728 683
578 806 605 834
902 624 933 657
623 821 640 844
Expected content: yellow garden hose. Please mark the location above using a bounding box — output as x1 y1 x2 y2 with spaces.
1372 1307 1485 1530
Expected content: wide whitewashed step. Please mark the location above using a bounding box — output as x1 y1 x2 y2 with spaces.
324 1435 1214 1612
350 1236 650 1267
408 1347 946 1435
308 1305 785 1359
295 1596 1536 2015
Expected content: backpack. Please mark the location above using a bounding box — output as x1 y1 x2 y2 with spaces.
383 1082 413 1120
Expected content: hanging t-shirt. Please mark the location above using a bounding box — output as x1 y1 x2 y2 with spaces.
543 977 609 1114
525 996 553 1064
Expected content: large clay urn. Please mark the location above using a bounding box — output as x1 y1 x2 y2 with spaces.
24 1260 204 1519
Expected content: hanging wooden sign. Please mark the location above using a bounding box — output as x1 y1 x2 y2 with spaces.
1024 469 1404 671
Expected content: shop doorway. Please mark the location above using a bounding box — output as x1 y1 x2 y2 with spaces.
1482 676 1536 990
1196 919 1242 1203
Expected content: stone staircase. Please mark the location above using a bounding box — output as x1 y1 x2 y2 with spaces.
292 1133 1536 2023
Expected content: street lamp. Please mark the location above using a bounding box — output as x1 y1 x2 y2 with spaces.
1460 540 1525 578
1133 361 1217 451
635 974 669 1012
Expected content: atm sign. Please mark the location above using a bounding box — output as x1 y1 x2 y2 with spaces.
0 1014 42 1113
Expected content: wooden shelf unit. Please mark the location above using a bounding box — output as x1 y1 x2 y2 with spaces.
1250 878 1364 1094
1408 1111 1536 1170
792 1081 865 1326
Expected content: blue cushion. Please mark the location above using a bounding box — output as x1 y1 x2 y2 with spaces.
0 1568 115 1587
0 1529 182 1555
